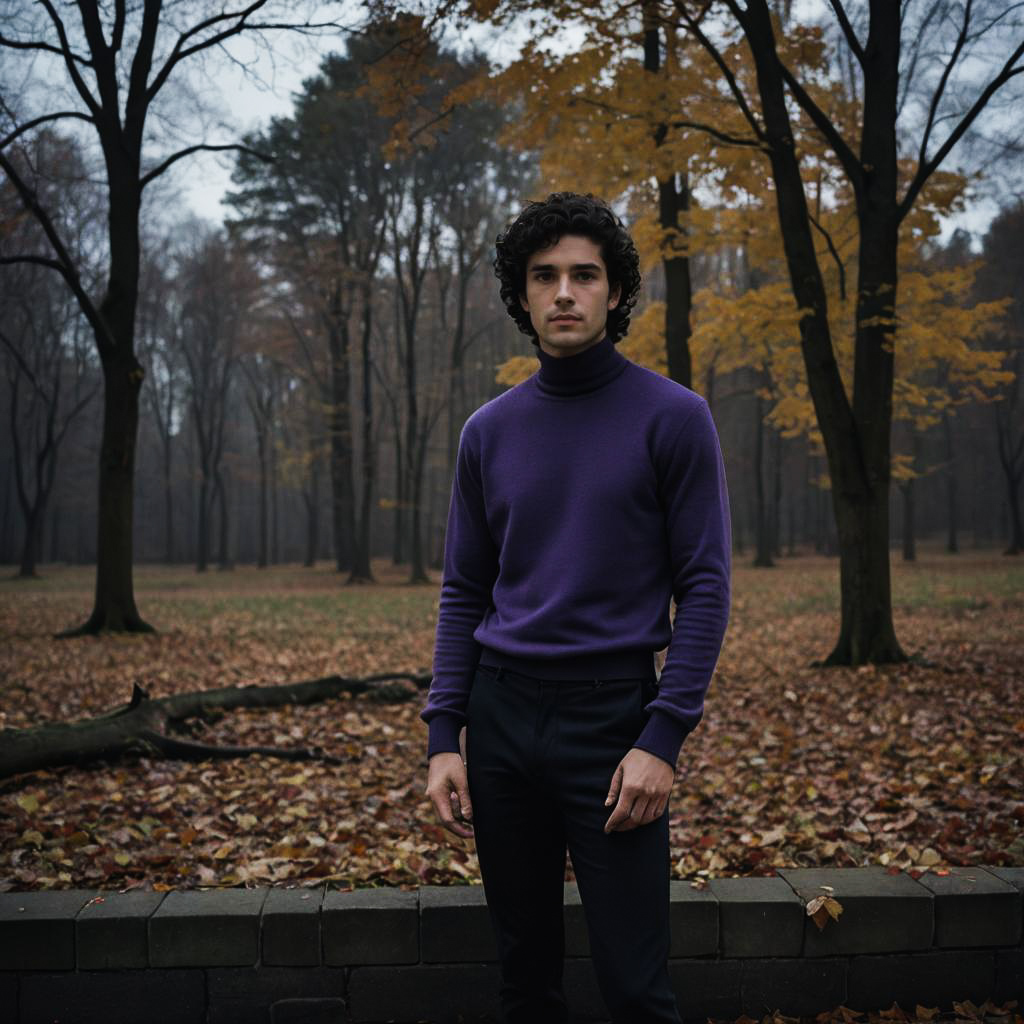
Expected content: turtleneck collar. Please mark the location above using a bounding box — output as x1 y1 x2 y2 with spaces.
534 333 629 397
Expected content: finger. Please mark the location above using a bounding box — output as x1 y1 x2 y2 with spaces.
440 805 474 838
632 796 655 826
604 764 623 806
604 795 633 833
454 782 473 823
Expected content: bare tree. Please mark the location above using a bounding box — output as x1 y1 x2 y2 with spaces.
0 129 101 577
0 0 352 634
671 0 1024 663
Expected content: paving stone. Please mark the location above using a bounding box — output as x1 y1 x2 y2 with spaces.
740 956 847 1016
149 887 268 967
990 866 1024 939
669 958 743 1018
206 966 347 1024
76 889 165 968
262 886 324 966
17 969 205 1024
777 866 933 956
915 865 1022 947
348 962 501 1022
270 997 348 1024
847 949 995 1010
995 948 1024 1004
668 880 719 957
0 889 99 970
323 887 418 966
707 876 803 957
420 884 497 964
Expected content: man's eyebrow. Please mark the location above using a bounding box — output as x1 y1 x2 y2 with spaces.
527 262 604 272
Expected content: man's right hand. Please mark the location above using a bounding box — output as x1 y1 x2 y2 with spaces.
425 751 475 839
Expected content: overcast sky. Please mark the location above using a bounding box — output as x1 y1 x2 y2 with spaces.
167 9 1005 248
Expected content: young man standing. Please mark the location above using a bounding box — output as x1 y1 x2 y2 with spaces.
423 192 732 1024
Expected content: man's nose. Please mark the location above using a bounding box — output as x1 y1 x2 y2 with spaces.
555 274 574 301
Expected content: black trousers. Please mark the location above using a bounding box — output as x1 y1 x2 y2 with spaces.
466 661 682 1024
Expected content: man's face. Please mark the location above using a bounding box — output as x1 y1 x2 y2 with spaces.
519 234 621 358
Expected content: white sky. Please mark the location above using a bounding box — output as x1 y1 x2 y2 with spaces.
124 7 1010 248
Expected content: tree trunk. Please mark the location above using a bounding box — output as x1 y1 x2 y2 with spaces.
0 672 426 781
407 421 431 583
56 157 153 635
943 409 958 553
215 466 232 570
901 479 915 561
740 0 905 664
327 311 355 573
256 421 268 568
163 435 175 564
349 288 376 583
644 3 693 390
197 472 210 573
303 437 320 568
753 389 773 567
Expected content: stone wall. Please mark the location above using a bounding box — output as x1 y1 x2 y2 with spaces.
1 865 1021 1023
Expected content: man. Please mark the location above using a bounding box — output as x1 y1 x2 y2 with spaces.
422 192 732 1024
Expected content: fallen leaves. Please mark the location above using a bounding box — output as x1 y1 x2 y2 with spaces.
0 554 1021 895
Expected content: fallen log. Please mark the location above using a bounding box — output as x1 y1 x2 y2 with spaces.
0 670 431 782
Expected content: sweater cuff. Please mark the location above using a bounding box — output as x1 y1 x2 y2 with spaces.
631 708 692 770
427 714 464 760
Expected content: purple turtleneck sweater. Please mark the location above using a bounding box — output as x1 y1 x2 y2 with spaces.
421 332 732 769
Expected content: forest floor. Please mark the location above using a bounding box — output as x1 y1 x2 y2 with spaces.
0 546 1022 894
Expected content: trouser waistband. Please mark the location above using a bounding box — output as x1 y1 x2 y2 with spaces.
477 644 656 682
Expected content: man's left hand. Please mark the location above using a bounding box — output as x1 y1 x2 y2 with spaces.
603 748 674 833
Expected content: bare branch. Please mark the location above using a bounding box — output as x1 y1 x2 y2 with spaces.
111 0 126 57
776 60 864 195
807 211 847 300
827 0 865 67
675 0 768 143
670 118 766 149
0 152 110 353
35 0 101 117
145 0 270 103
0 111 95 151
898 37 1024 221
140 142 274 189
0 254 68 273
0 32 93 65
569 90 763 148
916 0 973 178
0 326 46 397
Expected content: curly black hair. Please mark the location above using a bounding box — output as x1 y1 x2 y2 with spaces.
493 192 642 345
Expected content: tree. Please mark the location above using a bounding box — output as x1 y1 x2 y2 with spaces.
976 203 1024 553
0 129 102 578
227 30 397 583
670 0 1024 662
0 0 350 634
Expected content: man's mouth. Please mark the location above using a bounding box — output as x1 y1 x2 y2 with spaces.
551 315 581 322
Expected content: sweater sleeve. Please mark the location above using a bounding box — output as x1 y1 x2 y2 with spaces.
632 398 732 769
421 417 501 760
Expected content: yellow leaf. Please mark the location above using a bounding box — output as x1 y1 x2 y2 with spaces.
17 794 39 813
114 853 132 866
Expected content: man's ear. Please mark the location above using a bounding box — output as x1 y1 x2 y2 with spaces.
519 292 530 312
608 282 621 310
